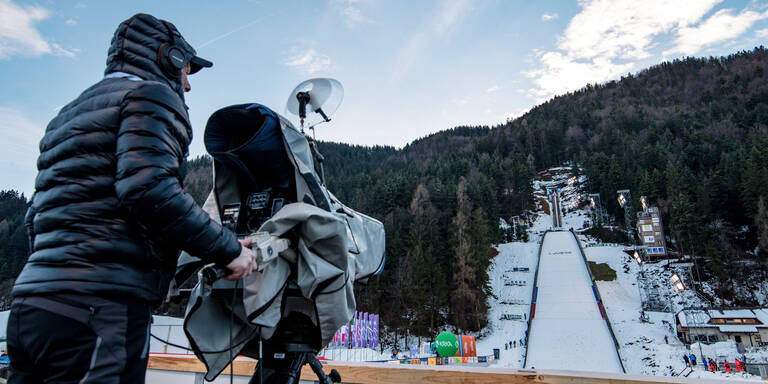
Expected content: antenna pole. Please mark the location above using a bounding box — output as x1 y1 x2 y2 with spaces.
296 91 311 132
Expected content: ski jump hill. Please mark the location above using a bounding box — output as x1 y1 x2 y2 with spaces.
524 229 625 373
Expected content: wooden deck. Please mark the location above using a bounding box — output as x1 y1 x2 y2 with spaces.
147 355 747 383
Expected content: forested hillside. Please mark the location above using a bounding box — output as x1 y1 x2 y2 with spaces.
324 46 768 329
2 46 768 339
483 47 768 299
0 191 30 287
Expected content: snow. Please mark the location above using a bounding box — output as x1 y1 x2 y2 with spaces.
525 230 623 373
584 243 761 380
676 308 768 333
677 310 712 327
475 241 539 367
719 325 760 333
476 164 768 381
710 310 763 319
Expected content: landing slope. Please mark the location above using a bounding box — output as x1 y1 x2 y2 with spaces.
525 230 623 373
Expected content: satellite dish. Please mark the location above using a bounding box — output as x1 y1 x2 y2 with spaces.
285 78 343 131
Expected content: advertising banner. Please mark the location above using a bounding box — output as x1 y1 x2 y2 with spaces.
372 314 379 348
436 332 458 357
357 312 362 347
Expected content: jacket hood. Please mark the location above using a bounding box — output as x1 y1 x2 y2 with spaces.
105 13 198 96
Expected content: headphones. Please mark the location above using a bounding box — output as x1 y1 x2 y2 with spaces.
157 21 187 79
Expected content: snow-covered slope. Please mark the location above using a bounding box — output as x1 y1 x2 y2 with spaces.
584 243 761 380
525 230 623 373
475 241 539 367
477 165 765 381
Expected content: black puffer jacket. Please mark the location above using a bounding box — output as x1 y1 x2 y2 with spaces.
13 14 241 305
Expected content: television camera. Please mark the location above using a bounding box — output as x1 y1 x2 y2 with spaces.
174 78 384 384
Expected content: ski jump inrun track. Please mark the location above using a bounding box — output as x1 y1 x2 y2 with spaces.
523 229 625 373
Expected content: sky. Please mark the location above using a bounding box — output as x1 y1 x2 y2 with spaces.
2 0 768 196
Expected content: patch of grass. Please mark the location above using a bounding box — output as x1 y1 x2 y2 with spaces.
588 261 617 281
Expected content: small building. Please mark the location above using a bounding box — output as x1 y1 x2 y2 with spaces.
675 308 768 347
636 198 667 258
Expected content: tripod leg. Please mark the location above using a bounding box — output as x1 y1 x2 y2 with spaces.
307 354 341 383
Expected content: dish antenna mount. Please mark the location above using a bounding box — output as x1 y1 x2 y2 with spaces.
285 78 344 134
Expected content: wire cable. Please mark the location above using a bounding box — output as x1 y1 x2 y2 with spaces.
150 331 254 354
229 279 239 384
150 333 194 351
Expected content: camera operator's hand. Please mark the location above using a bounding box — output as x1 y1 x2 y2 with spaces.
223 238 255 280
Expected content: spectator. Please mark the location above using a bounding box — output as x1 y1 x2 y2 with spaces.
7 13 252 383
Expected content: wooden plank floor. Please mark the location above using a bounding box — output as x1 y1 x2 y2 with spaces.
147 355 747 384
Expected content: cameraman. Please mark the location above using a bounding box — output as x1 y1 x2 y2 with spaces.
7 13 253 383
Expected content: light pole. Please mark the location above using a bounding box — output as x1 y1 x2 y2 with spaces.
589 193 603 228
617 189 635 243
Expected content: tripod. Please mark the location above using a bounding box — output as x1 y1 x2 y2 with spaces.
249 343 341 384
240 304 342 384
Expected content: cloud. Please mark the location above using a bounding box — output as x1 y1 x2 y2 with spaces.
285 48 331 74
0 0 77 60
334 0 370 28
452 96 471 106
431 0 475 35
525 0 732 101
758 28 768 38
541 13 558 21
65 19 77 26
664 8 768 56
486 85 500 93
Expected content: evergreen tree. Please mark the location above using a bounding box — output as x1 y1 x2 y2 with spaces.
757 196 768 258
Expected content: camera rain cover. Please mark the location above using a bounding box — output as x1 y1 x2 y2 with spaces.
175 103 385 380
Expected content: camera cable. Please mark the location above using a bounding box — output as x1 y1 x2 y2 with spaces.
229 279 238 384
